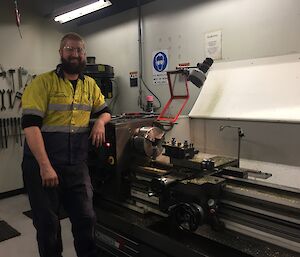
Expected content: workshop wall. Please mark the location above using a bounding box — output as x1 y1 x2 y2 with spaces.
0 1 65 193
80 0 300 114
79 10 139 114
1 0 299 192
79 0 300 182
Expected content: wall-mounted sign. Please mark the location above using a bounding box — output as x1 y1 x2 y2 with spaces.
205 30 222 60
152 50 169 86
129 71 138 87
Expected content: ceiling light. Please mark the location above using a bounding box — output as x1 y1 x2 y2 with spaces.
54 0 112 24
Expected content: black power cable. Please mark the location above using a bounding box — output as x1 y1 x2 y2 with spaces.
141 77 162 111
137 1 161 112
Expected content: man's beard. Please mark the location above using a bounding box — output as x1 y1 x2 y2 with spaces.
61 57 86 74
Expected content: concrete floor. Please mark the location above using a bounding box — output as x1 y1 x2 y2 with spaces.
0 194 77 257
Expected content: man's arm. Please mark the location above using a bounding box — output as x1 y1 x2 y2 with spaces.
24 126 59 187
90 112 111 148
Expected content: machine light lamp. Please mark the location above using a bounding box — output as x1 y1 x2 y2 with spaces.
157 58 213 124
54 0 112 24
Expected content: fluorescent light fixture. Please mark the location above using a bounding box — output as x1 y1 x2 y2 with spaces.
54 0 112 24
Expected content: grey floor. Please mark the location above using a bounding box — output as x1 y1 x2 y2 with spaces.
0 194 77 257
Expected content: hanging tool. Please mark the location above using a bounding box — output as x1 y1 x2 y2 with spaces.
10 117 16 144
17 117 22 146
7 89 13 109
18 67 23 89
0 65 6 78
3 118 8 148
13 117 18 144
12 91 22 109
18 67 27 89
24 73 36 89
0 119 3 149
8 69 16 92
0 89 6 111
14 0 22 39
6 118 10 136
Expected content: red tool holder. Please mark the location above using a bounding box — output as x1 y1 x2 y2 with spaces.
157 70 189 123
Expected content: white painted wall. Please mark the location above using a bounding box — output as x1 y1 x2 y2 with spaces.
79 0 300 114
164 116 191 144
79 9 139 114
78 0 300 189
0 1 66 193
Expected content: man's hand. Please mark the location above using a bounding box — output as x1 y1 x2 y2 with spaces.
23 126 59 187
90 118 105 148
40 165 59 187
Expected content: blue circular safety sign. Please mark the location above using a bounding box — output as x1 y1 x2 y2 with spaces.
153 52 168 72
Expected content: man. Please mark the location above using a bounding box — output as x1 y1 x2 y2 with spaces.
21 32 111 257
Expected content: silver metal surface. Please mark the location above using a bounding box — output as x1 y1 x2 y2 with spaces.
131 189 159 205
222 219 300 254
133 126 165 159
220 199 300 225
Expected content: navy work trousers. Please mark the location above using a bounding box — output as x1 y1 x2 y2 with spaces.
22 158 97 257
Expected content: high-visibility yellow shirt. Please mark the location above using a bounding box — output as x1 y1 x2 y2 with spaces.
22 66 108 165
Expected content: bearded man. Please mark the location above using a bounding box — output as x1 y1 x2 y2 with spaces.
21 32 111 257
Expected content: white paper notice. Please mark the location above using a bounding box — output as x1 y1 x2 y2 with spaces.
205 30 222 60
152 50 169 86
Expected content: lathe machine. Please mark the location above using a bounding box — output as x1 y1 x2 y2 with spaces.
88 114 300 257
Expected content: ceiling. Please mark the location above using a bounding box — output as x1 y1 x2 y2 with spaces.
29 0 156 26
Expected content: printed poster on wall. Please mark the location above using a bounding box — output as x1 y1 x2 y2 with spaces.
205 30 222 60
152 50 169 86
